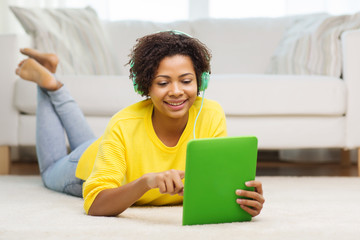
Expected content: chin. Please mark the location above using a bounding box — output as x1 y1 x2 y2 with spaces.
167 110 189 120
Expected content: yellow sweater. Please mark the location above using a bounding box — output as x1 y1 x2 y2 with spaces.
76 97 227 214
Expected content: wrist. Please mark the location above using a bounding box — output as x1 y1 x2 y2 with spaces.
139 174 152 191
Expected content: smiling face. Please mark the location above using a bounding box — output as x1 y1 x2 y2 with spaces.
149 54 198 123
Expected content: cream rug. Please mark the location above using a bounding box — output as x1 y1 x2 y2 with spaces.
1 176 360 240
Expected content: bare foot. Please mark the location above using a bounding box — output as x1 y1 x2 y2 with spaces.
16 58 62 91
20 48 59 73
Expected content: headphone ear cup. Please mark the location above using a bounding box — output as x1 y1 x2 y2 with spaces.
131 60 144 95
132 74 144 95
133 79 144 95
199 72 210 91
133 77 140 94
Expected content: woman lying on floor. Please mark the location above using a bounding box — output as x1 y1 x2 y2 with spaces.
15 31 265 216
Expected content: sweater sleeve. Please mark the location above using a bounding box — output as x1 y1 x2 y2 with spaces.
82 125 126 214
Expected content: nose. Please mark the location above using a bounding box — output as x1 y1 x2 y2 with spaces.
169 82 184 97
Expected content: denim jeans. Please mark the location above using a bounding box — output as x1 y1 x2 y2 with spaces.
36 85 96 197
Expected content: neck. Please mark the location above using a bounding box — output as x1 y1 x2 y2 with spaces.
152 110 189 147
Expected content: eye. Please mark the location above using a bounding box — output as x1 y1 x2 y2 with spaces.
182 78 193 84
157 81 168 86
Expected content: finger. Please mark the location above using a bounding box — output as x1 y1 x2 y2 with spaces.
236 198 262 211
178 170 185 179
240 204 260 217
173 172 184 194
164 176 174 194
236 190 265 204
246 180 263 195
158 180 166 194
15 68 20 75
18 59 26 67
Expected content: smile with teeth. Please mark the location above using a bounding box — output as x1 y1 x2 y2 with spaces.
166 100 186 106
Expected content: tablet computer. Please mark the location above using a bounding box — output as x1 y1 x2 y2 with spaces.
182 136 258 226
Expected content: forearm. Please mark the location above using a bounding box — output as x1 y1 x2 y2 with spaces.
88 176 150 216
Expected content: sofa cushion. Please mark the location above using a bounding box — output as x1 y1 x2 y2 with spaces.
17 114 345 151
205 74 346 116
14 76 144 116
226 116 345 149
103 20 192 75
191 18 291 74
267 12 360 77
10 6 116 75
14 74 345 117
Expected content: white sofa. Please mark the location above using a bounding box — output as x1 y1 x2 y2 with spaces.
1 16 360 175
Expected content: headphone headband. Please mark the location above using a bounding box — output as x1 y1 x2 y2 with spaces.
167 30 192 37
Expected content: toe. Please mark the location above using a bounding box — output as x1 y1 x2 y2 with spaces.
18 59 26 67
20 48 40 58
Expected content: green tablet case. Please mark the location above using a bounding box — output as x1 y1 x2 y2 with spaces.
182 136 258 226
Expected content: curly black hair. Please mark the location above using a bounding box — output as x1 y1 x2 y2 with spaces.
128 31 212 96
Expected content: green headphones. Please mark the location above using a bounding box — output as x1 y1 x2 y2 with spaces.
131 30 210 95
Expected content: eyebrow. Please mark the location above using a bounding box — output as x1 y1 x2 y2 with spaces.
155 73 195 79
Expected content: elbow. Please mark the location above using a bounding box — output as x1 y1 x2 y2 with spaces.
87 209 121 217
87 207 102 216
87 204 124 217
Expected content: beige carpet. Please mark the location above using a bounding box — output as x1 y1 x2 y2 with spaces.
1 176 360 240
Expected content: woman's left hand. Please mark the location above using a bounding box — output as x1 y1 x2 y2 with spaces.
235 180 265 217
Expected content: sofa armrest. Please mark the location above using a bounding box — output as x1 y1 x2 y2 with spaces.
0 34 31 145
341 29 360 149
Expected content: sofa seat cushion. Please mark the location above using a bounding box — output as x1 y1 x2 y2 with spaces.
14 74 345 117
205 74 346 116
14 76 144 116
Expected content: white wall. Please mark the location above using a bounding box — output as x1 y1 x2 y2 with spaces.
0 0 63 34
189 0 209 20
0 0 22 34
2 0 360 34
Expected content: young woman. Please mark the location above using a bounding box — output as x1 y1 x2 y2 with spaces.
16 31 264 217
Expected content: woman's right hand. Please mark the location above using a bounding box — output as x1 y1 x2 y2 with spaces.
88 169 185 216
143 169 185 196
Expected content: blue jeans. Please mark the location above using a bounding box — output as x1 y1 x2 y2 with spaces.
36 85 96 197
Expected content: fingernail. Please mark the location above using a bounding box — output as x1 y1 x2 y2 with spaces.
236 190 242 195
245 181 251 186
